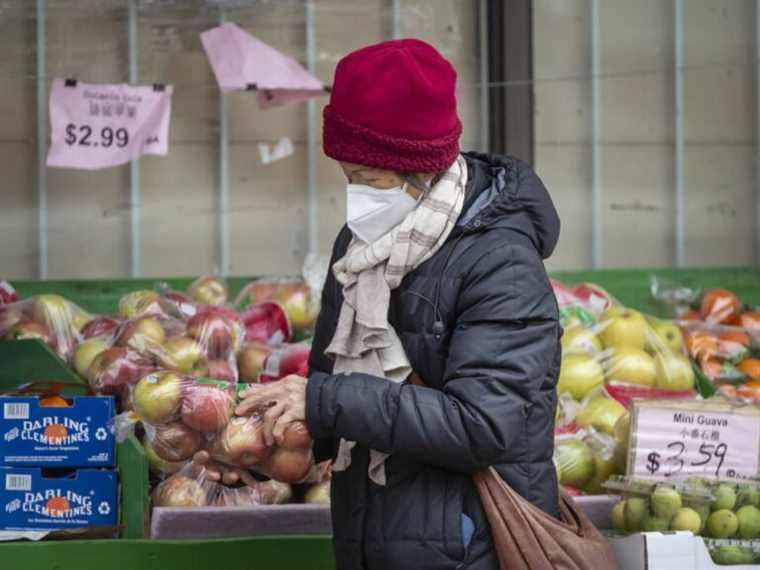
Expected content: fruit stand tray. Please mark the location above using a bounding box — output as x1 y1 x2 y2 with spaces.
151 504 332 540
0 339 84 392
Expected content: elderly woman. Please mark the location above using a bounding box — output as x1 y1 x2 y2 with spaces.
237 39 561 570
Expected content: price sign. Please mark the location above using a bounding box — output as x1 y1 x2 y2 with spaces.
46 79 172 170
630 400 760 480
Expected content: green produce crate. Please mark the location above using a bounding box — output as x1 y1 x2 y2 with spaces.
0 339 85 393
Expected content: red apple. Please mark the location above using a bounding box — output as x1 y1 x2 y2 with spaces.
280 421 312 451
118 290 166 319
4 320 52 344
158 336 204 374
237 342 272 382
81 316 121 340
209 416 269 468
187 311 236 359
274 283 318 333
0 281 18 305
153 474 207 507
263 447 313 483
188 276 228 307
143 439 186 475
87 347 154 394
181 384 232 433
116 316 166 353
132 371 185 425
163 291 199 320
260 343 311 383
151 422 203 462
239 302 292 345
193 358 237 383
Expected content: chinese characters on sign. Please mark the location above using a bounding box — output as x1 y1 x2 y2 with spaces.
46 79 173 170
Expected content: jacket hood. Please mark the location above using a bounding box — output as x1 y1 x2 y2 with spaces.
457 152 561 259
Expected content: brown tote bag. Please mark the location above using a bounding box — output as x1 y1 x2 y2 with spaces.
408 373 618 570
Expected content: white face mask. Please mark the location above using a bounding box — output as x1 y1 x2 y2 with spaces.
346 183 418 243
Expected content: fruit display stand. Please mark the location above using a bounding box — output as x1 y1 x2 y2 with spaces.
2 266 760 570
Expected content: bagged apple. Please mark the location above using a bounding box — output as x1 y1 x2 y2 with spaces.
156 283 201 320
187 275 229 308
85 345 156 396
554 426 620 495
238 301 292 345
129 372 234 434
0 280 18 305
1 294 95 361
118 290 173 320
258 342 311 383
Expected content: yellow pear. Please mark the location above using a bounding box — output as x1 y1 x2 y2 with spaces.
654 353 695 391
575 395 627 435
605 347 656 387
599 309 648 350
557 354 605 401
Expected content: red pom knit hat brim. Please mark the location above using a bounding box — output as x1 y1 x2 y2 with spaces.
323 104 462 173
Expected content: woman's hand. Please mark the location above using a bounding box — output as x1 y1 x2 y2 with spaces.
191 450 259 487
235 374 308 447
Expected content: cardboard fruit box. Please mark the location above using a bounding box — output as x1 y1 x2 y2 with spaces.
0 468 117 533
0 396 115 468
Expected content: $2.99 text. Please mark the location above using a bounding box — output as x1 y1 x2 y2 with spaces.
646 441 728 477
64 124 129 148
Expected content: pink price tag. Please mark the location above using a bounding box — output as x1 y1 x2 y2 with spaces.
630 401 760 480
46 79 172 170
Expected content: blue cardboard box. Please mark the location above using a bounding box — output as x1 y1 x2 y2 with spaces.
0 467 118 532
0 396 115 467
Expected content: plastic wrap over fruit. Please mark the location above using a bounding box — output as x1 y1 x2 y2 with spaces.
554 425 621 496
258 342 311 383
155 284 201 321
151 461 293 508
0 281 18 305
187 276 229 308
128 372 235 434
235 267 324 341
558 299 697 405
118 290 172 320
0 294 96 361
207 417 317 484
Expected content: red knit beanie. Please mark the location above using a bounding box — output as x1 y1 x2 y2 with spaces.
323 39 462 173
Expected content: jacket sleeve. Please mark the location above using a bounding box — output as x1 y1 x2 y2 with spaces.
306 227 350 462
305 242 560 473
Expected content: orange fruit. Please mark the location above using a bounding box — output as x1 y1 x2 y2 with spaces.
46 496 70 517
44 423 68 444
700 289 742 324
738 359 760 381
685 331 719 360
740 311 760 330
717 384 737 399
737 380 760 401
39 395 70 407
700 357 723 382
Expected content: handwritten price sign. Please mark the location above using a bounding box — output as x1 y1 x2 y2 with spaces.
630 400 760 480
47 79 172 170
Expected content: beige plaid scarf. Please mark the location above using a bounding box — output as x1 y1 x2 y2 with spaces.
326 155 468 485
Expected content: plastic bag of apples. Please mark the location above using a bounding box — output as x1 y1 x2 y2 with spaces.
0 293 95 361
151 461 293 508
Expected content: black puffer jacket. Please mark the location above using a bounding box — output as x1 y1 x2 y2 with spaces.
306 152 562 570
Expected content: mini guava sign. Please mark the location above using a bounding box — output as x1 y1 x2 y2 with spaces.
629 400 760 480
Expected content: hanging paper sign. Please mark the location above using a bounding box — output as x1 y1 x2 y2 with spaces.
200 23 325 108
629 399 760 480
46 79 172 170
